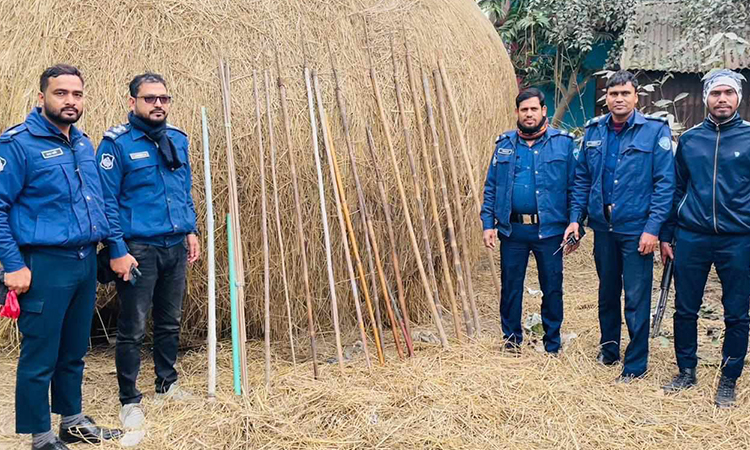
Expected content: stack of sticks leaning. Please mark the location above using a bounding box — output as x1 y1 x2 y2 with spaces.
208 33 503 394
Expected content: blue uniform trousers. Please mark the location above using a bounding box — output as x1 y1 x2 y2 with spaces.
15 249 96 434
673 228 750 379
593 231 653 377
500 223 564 353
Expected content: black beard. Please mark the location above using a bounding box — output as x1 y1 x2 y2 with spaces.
44 105 81 125
517 117 546 134
136 110 168 126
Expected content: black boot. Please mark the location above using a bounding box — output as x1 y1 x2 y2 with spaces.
714 375 737 408
663 368 697 393
31 437 70 450
596 351 619 366
59 415 123 444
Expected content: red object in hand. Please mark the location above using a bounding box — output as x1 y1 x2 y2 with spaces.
0 290 20 320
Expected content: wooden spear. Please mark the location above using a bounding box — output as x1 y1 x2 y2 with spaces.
304 62 345 373
218 59 249 393
433 69 481 337
264 69 296 366
275 52 319 379
438 59 494 334
404 43 463 342
366 28 448 348
253 70 272 388
312 71 374 368
421 66 474 338
200 107 217 397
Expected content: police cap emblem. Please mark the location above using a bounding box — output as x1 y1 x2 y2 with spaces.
100 153 115 170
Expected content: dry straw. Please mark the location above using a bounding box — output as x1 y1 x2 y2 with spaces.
0 0 517 349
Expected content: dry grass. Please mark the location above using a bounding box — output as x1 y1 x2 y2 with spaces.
2 238 749 449
0 0 517 347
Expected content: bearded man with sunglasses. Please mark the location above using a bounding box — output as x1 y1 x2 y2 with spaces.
97 73 200 430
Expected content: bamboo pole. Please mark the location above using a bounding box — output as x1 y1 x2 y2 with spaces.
275 53 319 379
264 69 296 366
304 63 345 373
227 214 241 395
328 43 385 345
254 70 272 388
200 107 217 397
218 59 249 393
438 59 490 334
366 31 448 348
390 38 443 323
404 45 463 342
312 71 375 368
421 67 474 338
433 69 479 338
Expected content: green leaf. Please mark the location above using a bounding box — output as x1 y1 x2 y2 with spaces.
653 99 672 108
673 92 689 103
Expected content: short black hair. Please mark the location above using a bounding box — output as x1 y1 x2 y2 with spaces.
606 70 639 91
516 88 545 108
40 64 84 92
129 72 167 97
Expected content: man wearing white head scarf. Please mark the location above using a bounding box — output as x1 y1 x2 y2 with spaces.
660 69 750 408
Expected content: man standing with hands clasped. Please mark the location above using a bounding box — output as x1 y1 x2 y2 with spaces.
97 73 200 430
660 69 750 408
564 70 675 383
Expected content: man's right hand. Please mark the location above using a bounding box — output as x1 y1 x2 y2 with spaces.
5 267 31 294
110 254 139 282
563 222 580 243
483 229 498 249
660 242 674 265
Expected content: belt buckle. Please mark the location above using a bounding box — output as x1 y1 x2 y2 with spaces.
522 214 532 225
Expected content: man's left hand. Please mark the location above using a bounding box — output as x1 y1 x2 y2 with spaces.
638 232 658 255
187 233 201 263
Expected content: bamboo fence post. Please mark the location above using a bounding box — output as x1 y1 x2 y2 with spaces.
200 107 217 397
404 44 463 342
276 53 319 379
312 71 374 368
264 69 296 365
366 33 448 348
304 63 345 373
227 214 241 395
421 67 474 338
438 59 492 334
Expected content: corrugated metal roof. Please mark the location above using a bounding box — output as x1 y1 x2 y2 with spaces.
620 0 750 73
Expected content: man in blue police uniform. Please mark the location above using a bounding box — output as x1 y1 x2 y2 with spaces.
564 70 675 382
481 88 578 354
0 65 122 450
660 69 750 407
97 73 200 429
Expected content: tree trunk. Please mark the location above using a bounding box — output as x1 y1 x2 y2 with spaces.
551 70 592 128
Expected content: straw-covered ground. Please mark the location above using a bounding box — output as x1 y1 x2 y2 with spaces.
1 237 748 449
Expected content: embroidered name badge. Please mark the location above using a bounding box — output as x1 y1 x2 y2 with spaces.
129 151 150 160
586 140 602 148
658 136 672 151
100 153 115 170
41 148 63 159
496 148 513 156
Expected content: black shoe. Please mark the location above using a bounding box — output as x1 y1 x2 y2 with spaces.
615 373 642 384
596 351 619 366
663 368 697 394
59 415 123 444
715 375 737 408
31 437 70 450
504 341 521 354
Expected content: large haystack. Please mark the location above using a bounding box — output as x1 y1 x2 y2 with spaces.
0 0 517 344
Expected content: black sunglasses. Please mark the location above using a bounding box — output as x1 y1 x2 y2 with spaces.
136 95 172 105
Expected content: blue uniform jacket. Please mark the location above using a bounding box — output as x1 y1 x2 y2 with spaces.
660 114 750 241
97 122 197 259
570 111 675 236
0 108 109 272
480 127 578 239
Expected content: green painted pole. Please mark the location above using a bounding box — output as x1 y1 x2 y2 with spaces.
227 214 241 395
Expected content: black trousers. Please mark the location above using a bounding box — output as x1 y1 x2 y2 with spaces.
115 241 187 405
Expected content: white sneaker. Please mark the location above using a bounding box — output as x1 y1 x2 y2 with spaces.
120 403 145 429
154 382 196 404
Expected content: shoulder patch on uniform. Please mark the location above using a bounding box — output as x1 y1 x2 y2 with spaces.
0 124 27 142
495 133 508 144
166 123 188 137
658 136 672 150
646 114 669 123
103 123 129 141
585 116 603 128
100 153 115 170
554 130 575 139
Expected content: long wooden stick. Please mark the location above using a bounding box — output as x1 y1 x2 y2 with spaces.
312 71 374 368
366 34 448 349
226 214 241 395
328 46 387 364
218 59 249 393
433 69 479 338
304 63 345 373
404 46 463 342
421 67 474 338
390 38 443 323
276 52 319 379
200 107 217 397
254 71 272 388
264 69 297 366
438 59 489 334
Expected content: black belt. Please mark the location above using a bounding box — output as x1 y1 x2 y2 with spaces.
510 213 539 225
